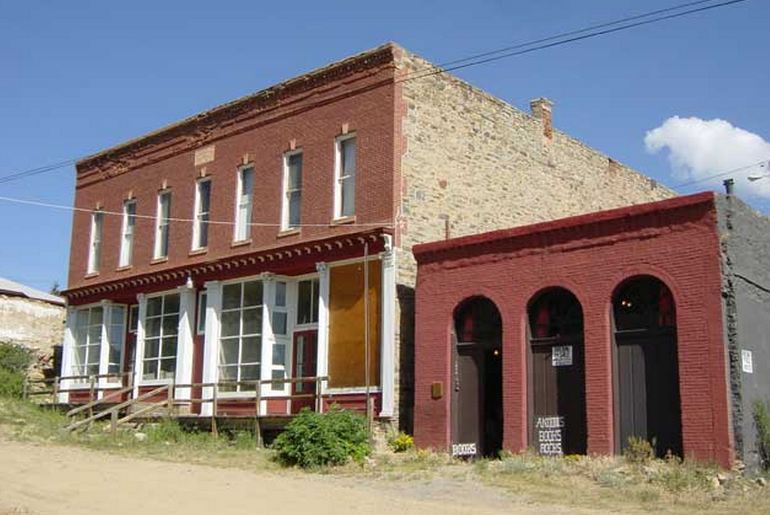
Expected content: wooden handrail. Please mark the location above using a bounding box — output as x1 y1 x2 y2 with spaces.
66 385 133 417
65 384 170 432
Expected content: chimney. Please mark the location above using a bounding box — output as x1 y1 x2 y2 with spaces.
530 97 554 139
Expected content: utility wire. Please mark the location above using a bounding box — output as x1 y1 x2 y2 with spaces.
429 0 720 69
400 0 749 83
0 194 393 228
0 0 750 185
673 159 768 188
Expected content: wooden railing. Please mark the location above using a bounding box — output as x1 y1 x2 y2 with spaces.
28 373 330 445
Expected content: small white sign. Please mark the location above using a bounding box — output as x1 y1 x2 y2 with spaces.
742 350 753 374
552 345 573 367
451 442 477 457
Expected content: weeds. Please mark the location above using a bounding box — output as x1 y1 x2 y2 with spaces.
754 400 770 471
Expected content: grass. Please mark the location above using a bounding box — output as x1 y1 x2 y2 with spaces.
0 398 277 472
1 397 768 514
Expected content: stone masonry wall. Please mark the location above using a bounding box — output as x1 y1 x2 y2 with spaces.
393 49 675 432
716 194 770 471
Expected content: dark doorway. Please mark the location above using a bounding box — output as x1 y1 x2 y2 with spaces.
528 288 587 456
613 276 682 458
451 297 503 458
291 330 318 413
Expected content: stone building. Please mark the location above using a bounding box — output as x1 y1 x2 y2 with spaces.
413 192 770 469
60 43 671 430
0 277 65 374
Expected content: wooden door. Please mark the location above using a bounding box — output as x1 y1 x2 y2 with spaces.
531 340 587 455
452 341 482 458
616 334 682 457
291 330 318 414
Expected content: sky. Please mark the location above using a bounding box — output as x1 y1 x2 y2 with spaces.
1 0 768 292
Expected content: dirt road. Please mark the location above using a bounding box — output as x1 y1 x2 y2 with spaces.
0 439 603 515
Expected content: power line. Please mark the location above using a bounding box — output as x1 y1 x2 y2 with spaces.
0 0 750 185
673 159 769 189
399 0 750 83
429 0 720 69
0 194 393 229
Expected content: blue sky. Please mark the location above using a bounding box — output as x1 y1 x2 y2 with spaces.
1 0 768 292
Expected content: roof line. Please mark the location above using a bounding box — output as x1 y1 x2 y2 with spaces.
413 192 716 259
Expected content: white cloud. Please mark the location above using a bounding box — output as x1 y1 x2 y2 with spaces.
645 116 770 197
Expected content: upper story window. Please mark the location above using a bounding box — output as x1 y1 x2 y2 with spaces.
143 293 180 381
87 211 104 274
119 200 136 267
334 135 356 219
234 167 254 242
154 191 171 259
281 152 303 230
192 179 211 250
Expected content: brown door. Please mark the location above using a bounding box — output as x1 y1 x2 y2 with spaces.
616 332 682 457
530 339 587 455
291 330 318 414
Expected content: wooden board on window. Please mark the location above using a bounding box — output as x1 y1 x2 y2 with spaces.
328 260 381 388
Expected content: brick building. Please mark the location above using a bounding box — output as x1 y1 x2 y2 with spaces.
60 43 672 429
413 192 770 469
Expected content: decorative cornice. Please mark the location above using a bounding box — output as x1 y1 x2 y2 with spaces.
76 44 399 183
63 228 391 302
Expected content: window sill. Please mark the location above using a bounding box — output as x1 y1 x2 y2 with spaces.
115 265 133 272
330 215 356 226
277 228 301 238
84 272 100 279
137 378 174 387
189 247 208 257
150 257 169 265
231 239 252 248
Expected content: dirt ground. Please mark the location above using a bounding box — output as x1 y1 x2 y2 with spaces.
0 438 608 515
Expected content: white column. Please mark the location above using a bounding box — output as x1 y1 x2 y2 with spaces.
97 300 113 398
59 307 76 403
175 283 196 403
133 294 147 399
316 262 330 394
260 273 275 403
379 236 396 418
201 281 222 417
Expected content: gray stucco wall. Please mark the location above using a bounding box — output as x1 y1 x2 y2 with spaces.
716 194 770 470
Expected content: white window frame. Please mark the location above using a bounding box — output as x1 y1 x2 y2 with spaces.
154 190 171 259
87 210 103 274
333 134 356 220
281 150 303 231
218 278 264 394
233 166 254 242
107 305 127 376
71 305 104 380
270 280 289 391
141 292 180 383
119 200 136 267
196 291 207 336
192 178 211 250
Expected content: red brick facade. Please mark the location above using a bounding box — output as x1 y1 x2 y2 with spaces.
67 45 399 295
413 192 733 466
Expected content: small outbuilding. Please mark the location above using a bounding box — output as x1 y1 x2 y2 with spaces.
413 192 770 469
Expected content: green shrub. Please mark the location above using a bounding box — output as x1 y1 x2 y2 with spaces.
0 342 32 373
388 431 414 453
754 400 770 471
0 368 25 398
272 407 371 468
0 343 32 398
624 436 655 464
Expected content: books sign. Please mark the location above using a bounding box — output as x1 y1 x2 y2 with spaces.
742 350 753 374
535 416 565 456
552 345 573 367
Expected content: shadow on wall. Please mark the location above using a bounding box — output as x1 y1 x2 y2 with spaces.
398 284 415 434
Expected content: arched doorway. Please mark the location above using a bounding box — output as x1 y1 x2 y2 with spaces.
613 276 682 458
527 288 587 456
451 297 503 458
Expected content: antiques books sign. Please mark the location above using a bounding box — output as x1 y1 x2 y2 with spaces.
535 416 565 456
